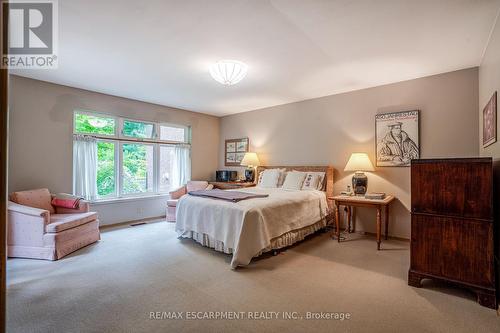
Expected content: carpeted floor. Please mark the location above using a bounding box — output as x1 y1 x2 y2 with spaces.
7 220 500 333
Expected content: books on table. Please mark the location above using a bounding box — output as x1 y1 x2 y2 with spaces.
365 192 386 200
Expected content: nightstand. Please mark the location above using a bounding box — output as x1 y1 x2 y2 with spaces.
329 195 395 250
210 181 256 190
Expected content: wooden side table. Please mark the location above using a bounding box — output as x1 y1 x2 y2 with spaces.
210 181 256 190
329 195 396 250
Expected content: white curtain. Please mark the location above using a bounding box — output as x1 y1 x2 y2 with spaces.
172 144 191 189
73 135 98 200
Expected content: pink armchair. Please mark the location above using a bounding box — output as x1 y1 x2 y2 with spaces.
8 188 101 260
167 181 213 222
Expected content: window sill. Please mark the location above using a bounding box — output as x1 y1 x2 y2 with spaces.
90 194 169 205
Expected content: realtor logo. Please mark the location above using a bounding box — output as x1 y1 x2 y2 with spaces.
2 0 58 69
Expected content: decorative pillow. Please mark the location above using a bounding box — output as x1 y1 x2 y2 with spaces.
282 171 307 190
259 169 281 188
301 174 321 191
10 188 55 214
303 172 326 190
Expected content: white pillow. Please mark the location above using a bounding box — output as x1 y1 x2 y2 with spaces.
301 174 321 191
282 171 307 190
258 168 286 186
259 169 280 188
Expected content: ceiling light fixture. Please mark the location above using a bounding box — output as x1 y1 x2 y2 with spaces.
209 60 248 85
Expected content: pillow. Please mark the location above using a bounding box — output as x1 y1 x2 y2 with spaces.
10 188 55 214
277 168 287 187
301 174 321 191
304 171 326 190
258 168 286 186
282 171 307 190
259 169 281 188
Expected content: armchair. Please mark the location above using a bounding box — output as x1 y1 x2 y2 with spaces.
8 188 100 260
167 181 213 222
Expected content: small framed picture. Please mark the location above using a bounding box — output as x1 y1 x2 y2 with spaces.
226 142 236 153
226 153 236 164
225 138 249 166
236 139 248 152
483 92 497 148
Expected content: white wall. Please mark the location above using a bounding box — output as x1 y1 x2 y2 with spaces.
8 75 220 225
220 68 479 239
91 197 168 226
479 13 500 157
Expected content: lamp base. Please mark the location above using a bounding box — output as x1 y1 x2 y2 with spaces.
245 168 255 182
352 172 368 196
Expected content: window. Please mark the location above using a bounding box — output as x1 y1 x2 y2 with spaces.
159 145 175 192
122 120 155 139
122 143 154 194
74 112 116 136
159 124 187 142
73 111 191 200
96 141 117 197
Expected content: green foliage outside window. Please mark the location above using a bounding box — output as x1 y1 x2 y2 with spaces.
123 120 154 139
122 144 150 194
75 113 115 135
97 142 115 197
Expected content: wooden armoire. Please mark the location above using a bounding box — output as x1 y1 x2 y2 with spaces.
409 158 498 309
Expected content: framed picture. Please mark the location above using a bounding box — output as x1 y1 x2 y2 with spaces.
375 110 420 167
483 91 497 148
225 138 249 166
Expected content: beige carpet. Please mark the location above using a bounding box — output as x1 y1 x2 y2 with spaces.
7 220 500 333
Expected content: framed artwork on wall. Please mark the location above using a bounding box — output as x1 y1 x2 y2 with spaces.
483 91 497 148
375 110 420 167
225 138 249 166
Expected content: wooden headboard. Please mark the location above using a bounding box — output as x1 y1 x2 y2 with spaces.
255 166 334 199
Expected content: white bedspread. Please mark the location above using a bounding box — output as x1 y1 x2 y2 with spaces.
175 187 328 268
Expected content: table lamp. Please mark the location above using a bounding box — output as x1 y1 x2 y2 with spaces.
344 153 375 196
240 152 260 182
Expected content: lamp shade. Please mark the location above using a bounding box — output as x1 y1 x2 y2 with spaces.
240 152 260 167
344 153 375 172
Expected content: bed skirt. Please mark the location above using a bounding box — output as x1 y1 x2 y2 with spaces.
182 217 330 258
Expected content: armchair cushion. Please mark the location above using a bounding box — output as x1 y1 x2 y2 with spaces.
47 212 98 233
10 188 55 214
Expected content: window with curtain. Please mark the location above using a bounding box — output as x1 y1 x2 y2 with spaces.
73 111 191 200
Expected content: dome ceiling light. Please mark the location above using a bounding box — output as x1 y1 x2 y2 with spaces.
209 60 248 85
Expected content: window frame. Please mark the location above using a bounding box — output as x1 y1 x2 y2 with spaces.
73 110 191 201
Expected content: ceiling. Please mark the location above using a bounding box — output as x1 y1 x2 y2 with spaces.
12 0 500 116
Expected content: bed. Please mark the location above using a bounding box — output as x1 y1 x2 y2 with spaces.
175 166 334 268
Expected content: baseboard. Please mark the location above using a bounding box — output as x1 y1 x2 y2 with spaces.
355 231 410 242
99 216 166 229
